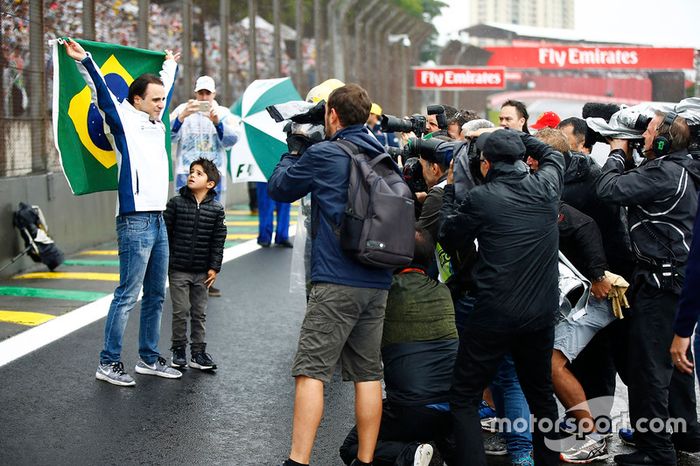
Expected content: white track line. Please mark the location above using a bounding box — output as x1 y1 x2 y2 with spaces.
0 237 271 368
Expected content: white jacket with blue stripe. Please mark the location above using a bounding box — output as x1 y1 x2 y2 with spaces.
75 53 177 216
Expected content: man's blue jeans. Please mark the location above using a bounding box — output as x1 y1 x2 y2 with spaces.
100 213 169 365
491 354 533 458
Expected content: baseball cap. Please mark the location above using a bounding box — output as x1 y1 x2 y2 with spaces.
476 129 526 163
194 76 216 92
370 103 383 116
531 111 561 130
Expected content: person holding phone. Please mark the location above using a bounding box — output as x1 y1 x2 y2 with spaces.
170 75 238 297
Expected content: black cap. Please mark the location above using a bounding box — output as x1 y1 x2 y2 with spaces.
475 129 525 163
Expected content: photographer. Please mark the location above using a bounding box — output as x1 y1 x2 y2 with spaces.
596 111 700 466
268 84 394 466
416 140 453 243
439 128 563 466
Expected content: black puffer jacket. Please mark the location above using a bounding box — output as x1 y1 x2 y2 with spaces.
164 187 227 273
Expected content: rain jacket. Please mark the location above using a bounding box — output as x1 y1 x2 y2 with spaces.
163 187 227 273
596 149 700 291
170 102 238 189
268 125 394 289
558 202 608 281
439 134 564 332
563 151 634 278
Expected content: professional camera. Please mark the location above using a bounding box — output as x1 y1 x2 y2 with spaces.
266 100 327 147
386 137 454 165
380 104 448 138
381 114 429 137
584 103 654 154
402 157 428 194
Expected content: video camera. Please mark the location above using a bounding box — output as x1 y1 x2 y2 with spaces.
583 103 653 155
266 100 327 147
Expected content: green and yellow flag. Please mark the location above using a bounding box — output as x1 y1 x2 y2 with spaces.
51 38 172 195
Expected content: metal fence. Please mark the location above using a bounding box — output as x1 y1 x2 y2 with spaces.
0 0 434 178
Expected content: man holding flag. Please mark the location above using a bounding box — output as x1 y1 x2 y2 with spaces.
64 38 183 386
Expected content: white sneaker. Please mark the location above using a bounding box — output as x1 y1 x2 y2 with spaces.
559 436 608 464
135 357 182 379
414 443 433 466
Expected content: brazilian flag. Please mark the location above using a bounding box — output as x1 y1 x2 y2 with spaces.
52 38 172 195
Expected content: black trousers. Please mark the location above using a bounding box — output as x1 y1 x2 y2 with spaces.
450 324 560 466
627 280 699 461
339 402 454 466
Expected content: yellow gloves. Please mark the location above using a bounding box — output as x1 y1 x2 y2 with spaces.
605 271 630 319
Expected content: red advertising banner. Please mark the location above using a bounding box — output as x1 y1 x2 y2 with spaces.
414 67 506 89
484 46 695 70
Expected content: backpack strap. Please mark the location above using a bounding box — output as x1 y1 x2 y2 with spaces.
311 139 359 240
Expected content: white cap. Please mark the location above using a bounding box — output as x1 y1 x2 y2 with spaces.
194 76 216 93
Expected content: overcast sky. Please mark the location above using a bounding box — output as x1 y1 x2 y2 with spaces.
433 0 700 49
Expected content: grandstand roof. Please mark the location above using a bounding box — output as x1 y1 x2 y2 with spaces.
461 22 652 47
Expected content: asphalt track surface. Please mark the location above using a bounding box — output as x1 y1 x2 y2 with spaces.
1 243 700 465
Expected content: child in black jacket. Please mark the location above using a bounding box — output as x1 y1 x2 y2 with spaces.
164 158 227 370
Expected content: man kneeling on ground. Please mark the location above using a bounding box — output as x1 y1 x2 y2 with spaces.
340 228 458 466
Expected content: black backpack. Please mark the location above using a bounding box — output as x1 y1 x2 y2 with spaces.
333 139 415 269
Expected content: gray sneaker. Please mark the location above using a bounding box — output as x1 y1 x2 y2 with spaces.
135 357 182 379
96 361 135 386
484 433 508 456
559 436 608 464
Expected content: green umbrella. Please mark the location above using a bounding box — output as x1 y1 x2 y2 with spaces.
229 77 302 182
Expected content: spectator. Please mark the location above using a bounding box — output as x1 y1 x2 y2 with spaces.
164 157 227 372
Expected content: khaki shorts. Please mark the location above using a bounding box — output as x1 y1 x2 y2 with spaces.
291 282 388 383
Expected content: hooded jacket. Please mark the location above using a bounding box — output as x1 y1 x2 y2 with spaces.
596 149 700 290
268 125 394 289
163 187 227 273
439 134 564 332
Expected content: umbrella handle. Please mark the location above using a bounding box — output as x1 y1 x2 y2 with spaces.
0 246 32 274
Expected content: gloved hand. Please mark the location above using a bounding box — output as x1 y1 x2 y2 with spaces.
605 271 630 319
287 133 313 156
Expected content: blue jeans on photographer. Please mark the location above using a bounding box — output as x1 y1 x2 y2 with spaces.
100 212 169 365
491 354 533 459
